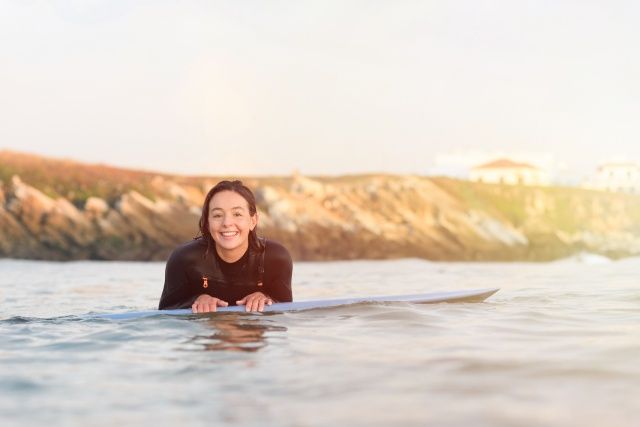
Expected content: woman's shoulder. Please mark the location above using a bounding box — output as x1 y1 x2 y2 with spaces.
263 239 292 264
168 238 207 261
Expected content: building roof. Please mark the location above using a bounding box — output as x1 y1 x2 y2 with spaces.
472 158 538 170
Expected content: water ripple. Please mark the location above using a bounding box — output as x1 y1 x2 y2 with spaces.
1 258 640 427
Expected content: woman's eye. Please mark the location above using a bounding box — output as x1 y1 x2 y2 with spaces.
234 212 243 217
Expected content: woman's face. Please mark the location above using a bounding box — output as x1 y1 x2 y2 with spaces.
208 190 257 261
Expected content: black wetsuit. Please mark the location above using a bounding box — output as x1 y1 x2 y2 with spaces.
158 238 293 310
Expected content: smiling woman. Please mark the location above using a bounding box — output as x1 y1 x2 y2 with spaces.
158 180 293 313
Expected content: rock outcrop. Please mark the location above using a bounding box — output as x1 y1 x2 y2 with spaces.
2 151 640 261
0 176 200 260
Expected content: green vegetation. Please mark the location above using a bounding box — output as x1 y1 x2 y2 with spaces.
433 178 529 226
1 151 161 207
432 177 640 234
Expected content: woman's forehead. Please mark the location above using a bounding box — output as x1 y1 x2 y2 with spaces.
209 190 249 210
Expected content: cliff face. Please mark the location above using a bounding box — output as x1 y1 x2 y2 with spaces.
2 151 640 261
1 175 200 260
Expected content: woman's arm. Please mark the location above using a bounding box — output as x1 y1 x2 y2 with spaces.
158 249 198 309
263 240 293 303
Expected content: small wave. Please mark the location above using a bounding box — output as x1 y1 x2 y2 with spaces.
0 315 87 325
556 252 613 264
0 377 43 393
0 316 43 324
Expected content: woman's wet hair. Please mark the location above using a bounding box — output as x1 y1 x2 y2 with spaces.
197 180 264 257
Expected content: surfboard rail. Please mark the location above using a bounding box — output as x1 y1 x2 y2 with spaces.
94 288 499 320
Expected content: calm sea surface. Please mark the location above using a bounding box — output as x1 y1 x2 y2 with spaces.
0 256 638 427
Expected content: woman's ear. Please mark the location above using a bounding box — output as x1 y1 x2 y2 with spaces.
250 212 258 230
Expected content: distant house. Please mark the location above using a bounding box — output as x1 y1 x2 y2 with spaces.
469 159 548 186
583 163 640 194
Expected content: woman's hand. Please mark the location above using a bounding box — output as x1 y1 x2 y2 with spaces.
236 292 273 312
192 294 229 313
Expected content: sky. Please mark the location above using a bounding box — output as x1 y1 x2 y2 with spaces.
1 0 639 181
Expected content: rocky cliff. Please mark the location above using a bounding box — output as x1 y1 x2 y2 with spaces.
2 151 640 261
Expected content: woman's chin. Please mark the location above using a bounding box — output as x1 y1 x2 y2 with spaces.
215 239 247 253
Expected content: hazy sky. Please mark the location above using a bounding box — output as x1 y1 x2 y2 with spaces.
1 1 639 179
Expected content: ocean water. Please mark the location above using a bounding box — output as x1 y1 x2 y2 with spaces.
0 257 638 427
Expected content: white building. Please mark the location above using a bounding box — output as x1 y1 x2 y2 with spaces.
469 159 548 186
584 163 640 194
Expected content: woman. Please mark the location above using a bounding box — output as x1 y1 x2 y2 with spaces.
159 180 293 313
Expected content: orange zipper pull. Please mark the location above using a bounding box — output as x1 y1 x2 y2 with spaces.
202 276 209 289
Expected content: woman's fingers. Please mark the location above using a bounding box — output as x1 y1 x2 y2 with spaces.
192 296 228 313
192 302 210 313
250 296 271 312
242 296 258 312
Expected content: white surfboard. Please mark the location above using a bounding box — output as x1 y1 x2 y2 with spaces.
95 288 499 320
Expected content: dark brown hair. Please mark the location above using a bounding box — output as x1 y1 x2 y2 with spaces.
197 180 264 257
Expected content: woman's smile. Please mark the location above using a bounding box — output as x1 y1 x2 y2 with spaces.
220 230 240 239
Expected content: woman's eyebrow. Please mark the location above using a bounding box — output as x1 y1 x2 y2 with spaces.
210 206 246 211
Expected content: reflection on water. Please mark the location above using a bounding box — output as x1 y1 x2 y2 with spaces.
190 314 287 353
